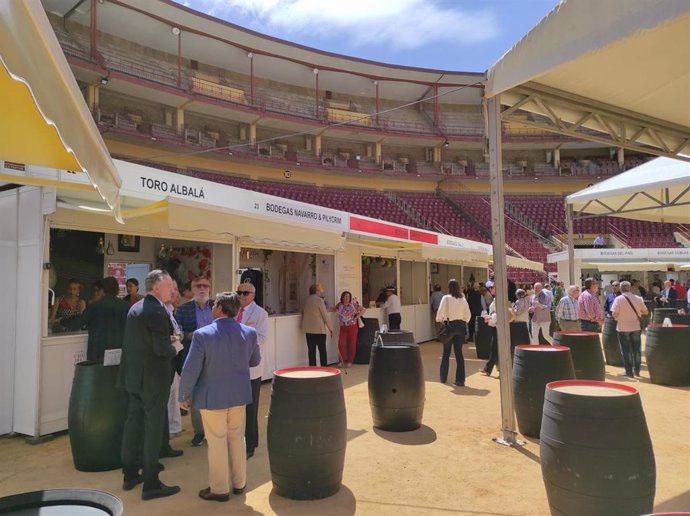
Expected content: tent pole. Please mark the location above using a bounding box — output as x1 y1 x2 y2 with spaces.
567 204 575 285
487 95 518 446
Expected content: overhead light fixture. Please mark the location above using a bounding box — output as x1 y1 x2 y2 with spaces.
100 76 109 86
313 68 319 75
443 139 450 149
171 26 180 35
247 52 254 59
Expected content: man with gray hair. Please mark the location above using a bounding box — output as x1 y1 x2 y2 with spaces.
119 269 181 500
555 285 581 332
529 282 553 344
611 281 648 378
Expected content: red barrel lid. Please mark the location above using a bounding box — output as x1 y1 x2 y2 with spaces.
516 345 569 351
647 323 689 328
547 380 637 396
274 366 341 378
554 331 599 336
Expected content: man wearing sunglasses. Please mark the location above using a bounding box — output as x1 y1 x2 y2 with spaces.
174 275 214 446
235 282 268 459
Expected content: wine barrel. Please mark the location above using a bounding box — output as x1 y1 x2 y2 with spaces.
509 321 531 360
0 489 123 515
68 361 129 472
267 367 346 500
601 317 624 367
512 345 575 438
653 308 678 324
645 324 690 386
353 318 380 364
369 344 425 432
552 332 605 381
540 380 656 516
474 317 492 359
375 329 415 345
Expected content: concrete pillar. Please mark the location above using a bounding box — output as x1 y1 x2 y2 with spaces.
86 84 98 112
375 142 382 164
554 147 561 167
165 108 174 127
617 147 624 167
176 107 185 134
433 146 442 163
314 135 321 157
249 122 257 146
305 136 312 152
366 144 373 158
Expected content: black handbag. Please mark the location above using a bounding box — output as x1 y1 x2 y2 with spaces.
438 320 467 344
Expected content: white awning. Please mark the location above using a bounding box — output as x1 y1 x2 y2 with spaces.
485 0 690 158
566 157 690 223
165 197 345 252
0 0 121 218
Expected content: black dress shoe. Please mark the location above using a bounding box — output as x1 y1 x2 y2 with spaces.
160 447 184 458
232 486 246 495
246 450 254 459
142 482 181 500
453 382 465 387
123 475 143 491
198 487 230 502
191 433 205 447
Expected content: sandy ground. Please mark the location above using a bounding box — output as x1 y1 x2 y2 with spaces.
1 338 688 515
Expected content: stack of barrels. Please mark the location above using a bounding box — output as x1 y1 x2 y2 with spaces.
508 327 658 515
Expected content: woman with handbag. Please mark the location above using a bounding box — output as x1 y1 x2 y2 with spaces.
335 291 365 367
436 279 471 386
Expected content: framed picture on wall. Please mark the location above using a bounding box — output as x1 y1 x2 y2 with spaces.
430 263 439 274
118 234 140 253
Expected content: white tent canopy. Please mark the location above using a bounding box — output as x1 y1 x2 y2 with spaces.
486 0 690 159
483 0 690 445
566 157 690 223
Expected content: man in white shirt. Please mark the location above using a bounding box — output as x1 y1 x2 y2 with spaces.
383 287 401 330
235 281 268 459
529 283 553 344
611 281 649 378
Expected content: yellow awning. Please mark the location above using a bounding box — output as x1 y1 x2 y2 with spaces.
0 0 121 219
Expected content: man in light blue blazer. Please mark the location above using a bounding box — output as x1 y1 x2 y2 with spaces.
179 292 261 502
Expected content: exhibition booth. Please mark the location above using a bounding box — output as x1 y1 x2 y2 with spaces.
0 158 543 437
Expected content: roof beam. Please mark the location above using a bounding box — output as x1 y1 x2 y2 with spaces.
499 83 690 161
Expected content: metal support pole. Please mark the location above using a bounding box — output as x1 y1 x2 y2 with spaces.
433 84 439 128
176 31 182 88
487 95 518 446
567 204 575 286
89 0 98 61
314 70 319 119
249 55 255 105
375 81 380 126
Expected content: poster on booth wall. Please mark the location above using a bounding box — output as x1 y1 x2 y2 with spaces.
157 246 212 286
106 262 128 297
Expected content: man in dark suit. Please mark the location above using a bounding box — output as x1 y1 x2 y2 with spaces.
118 269 181 500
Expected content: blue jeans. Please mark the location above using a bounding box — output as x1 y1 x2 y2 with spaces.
617 330 642 376
440 331 465 384
580 320 601 332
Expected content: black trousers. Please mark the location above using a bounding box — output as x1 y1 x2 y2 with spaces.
440 330 466 384
483 327 499 375
306 333 327 366
388 313 401 330
245 377 262 452
121 389 168 486
468 314 479 341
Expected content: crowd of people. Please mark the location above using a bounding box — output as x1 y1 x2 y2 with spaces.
432 274 690 386
57 266 689 501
